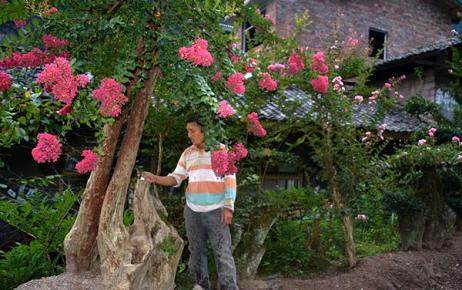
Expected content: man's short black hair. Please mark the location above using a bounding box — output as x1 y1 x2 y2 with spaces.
186 115 203 127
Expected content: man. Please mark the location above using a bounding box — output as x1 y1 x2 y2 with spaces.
142 116 238 290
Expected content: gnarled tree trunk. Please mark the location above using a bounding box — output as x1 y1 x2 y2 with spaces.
63 118 125 273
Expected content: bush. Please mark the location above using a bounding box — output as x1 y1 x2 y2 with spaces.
381 191 426 215
0 189 78 289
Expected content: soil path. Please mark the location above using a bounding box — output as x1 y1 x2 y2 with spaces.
241 232 462 290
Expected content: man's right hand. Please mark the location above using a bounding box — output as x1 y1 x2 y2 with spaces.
141 171 156 183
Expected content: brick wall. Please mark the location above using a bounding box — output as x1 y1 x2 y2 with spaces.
266 0 456 59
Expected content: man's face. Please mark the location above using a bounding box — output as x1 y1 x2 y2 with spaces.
186 122 204 146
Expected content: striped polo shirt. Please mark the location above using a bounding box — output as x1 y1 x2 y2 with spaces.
168 145 237 212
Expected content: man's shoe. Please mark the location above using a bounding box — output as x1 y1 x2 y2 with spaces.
192 284 204 290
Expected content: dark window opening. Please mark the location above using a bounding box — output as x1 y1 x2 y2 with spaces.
242 8 266 52
369 28 387 60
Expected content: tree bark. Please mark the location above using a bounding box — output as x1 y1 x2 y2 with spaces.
235 211 277 279
63 38 145 273
97 52 166 288
332 185 357 268
64 117 125 273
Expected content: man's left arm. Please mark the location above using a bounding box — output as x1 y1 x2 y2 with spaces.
222 174 236 225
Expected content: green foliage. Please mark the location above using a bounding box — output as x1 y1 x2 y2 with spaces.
0 188 78 289
381 191 426 215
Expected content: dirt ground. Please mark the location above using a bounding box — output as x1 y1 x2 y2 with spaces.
240 232 462 290
16 232 462 290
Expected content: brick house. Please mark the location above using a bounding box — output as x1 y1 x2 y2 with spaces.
248 0 460 59
240 0 462 190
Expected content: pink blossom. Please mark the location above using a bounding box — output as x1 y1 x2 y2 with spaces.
332 76 344 92
368 90 380 104
346 37 359 47
310 51 329 75
245 58 258 73
14 19 27 28
0 71 12 91
92 78 128 117
452 136 460 145
356 214 368 221
228 51 241 63
75 149 99 174
0 48 49 69
418 139 427 146
384 82 392 89
265 14 276 25
211 149 228 176
354 95 364 103
231 143 248 161
259 72 278 92
378 123 387 140
226 72 245 95
36 57 78 104
310 75 329 94
211 71 222 82
42 34 69 50
76 74 90 88
31 133 62 163
247 112 267 137
268 63 285 72
217 100 235 119
427 127 437 138
57 103 73 116
226 151 239 175
43 7 59 15
287 53 305 74
178 38 214 67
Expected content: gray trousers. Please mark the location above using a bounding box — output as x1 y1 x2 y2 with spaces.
184 206 238 290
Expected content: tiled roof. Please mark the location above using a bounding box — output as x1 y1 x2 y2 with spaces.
376 37 461 68
259 86 426 132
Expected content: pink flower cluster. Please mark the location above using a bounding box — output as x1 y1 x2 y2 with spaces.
247 112 266 137
378 123 387 140
354 95 364 103
211 143 248 176
43 6 59 15
92 78 128 117
36 57 89 106
452 136 461 145
287 53 305 75
245 58 258 73
332 76 344 92
418 139 427 146
310 51 329 75
179 38 214 67
31 133 62 163
427 127 437 137
211 71 222 82
211 149 229 176
368 90 380 104
75 149 99 174
217 100 235 119
311 75 328 93
226 72 245 95
259 72 278 92
356 214 368 221
346 37 360 47
0 34 70 70
0 71 12 91
267 63 285 73
14 19 27 28
42 34 69 50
